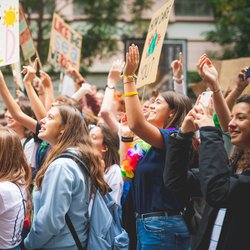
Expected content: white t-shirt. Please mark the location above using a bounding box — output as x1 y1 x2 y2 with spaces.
104 164 123 206
21 137 39 169
0 181 26 249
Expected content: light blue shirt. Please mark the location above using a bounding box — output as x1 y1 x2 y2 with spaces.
24 155 90 250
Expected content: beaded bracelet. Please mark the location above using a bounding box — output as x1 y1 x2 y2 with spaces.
123 74 137 80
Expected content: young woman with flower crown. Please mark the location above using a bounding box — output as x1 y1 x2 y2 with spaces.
121 44 192 249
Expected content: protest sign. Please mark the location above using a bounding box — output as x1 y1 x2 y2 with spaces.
0 0 19 67
213 57 250 94
19 4 36 60
48 13 82 70
136 0 174 88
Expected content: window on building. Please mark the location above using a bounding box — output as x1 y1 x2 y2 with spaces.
174 0 212 16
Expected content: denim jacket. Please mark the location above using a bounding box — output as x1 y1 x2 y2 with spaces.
24 155 91 250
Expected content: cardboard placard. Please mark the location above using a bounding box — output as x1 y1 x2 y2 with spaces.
213 57 250 94
136 0 174 88
0 0 20 67
19 4 36 60
48 13 82 70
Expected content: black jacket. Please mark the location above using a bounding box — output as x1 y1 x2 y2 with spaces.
164 126 250 250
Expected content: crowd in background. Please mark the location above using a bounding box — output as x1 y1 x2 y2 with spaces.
0 43 250 250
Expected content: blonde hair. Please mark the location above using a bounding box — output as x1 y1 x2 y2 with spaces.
0 127 31 185
35 104 108 195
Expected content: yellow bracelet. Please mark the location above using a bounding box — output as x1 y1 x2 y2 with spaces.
123 74 137 80
123 91 138 97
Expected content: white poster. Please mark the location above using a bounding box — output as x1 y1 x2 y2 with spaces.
0 0 20 67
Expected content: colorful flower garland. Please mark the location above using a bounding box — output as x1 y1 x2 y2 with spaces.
121 127 178 178
121 139 151 178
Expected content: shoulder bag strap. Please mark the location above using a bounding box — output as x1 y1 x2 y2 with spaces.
54 152 89 250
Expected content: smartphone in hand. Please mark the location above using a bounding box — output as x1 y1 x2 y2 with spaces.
244 67 250 81
198 90 213 108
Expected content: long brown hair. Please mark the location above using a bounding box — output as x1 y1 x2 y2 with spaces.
35 104 108 195
161 90 192 129
98 124 120 172
229 94 250 172
0 127 31 185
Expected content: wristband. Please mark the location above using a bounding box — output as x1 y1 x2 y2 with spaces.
172 75 183 81
121 136 134 142
105 84 115 90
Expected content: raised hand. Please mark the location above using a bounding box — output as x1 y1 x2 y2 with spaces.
171 51 183 81
22 58 38 83
193 100 214 128
64 62 86 87
180 109 197 133
236 67 250 92
39 70 53 89
107 59 125 86
197 54 219 91
120 113 134 138
123 44 140 76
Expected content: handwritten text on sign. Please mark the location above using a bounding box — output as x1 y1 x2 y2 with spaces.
0 0 19 67
48 13 82 70
136 0 174 88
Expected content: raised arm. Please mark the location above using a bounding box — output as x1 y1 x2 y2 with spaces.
65 63 86 90
123 44 165 148
171 52 185 94
226 67 250 110
0 71 37 133
72 83 93 101
39 70 55 112
197 54 231 132
100 59 124 133
22 59 47 122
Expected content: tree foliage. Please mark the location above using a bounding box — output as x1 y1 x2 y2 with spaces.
21 0 153 71
206 0 250 59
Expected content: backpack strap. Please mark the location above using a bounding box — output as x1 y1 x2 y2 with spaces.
65 213 85 250
57 152 90 176
54 152 89 250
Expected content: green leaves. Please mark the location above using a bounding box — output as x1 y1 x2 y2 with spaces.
206 0 250 59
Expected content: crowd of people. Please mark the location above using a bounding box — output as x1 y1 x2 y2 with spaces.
0 43 250 250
